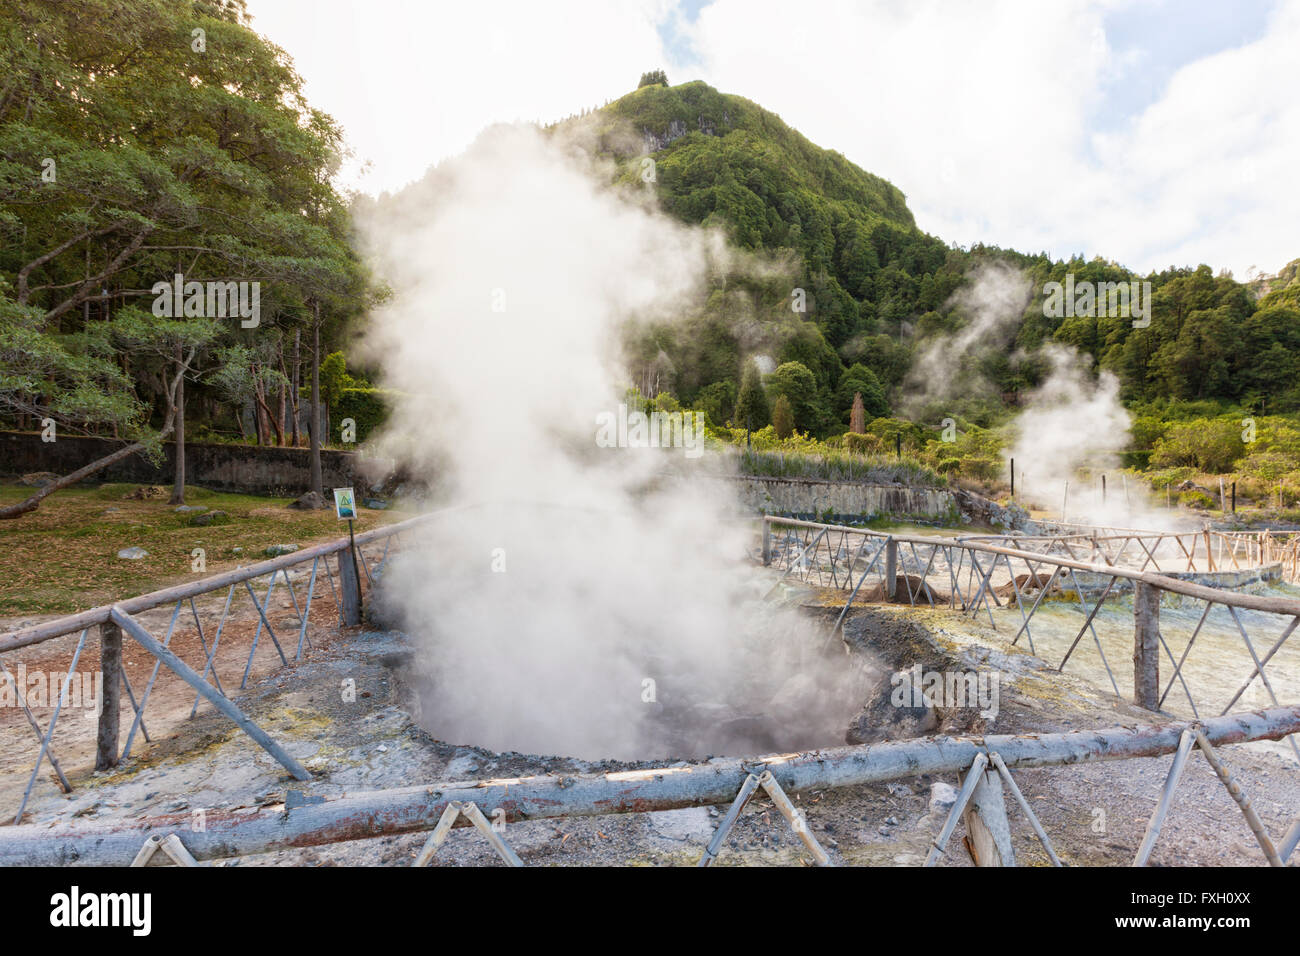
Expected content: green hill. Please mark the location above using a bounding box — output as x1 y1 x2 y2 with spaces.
556 79 1300 436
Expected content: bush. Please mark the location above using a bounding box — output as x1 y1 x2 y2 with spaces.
1150 418 1244 473
772 395 795 439
1179 489 1214 510
959 457 1002 482
334 387 394 444
843 432 884 455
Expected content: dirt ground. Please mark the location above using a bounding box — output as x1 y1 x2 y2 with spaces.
2 571 1298 867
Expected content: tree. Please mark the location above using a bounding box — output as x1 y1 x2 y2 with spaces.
733 359 769 446
767 361 820 433
849 393 865 434
0 0 374 516
772 395 795 439
836 363 889 423
638 70 668 89
321 351 349 410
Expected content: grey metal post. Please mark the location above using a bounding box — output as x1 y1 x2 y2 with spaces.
1134 581 1161 710
761 517 771 567
95 621 122 770
886 537 898 599
339 540 362 627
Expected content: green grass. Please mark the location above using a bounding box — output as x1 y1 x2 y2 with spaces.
0 482 411 615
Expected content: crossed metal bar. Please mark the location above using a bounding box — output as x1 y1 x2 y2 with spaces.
699 769 832 866
767 517 1300 736
4 523 408 823
1135 728 1285 867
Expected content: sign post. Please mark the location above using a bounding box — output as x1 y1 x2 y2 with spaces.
333 488 362 625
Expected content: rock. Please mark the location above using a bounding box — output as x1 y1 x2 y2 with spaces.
928 782 960 816
188 510 228 527
265 544 300 557
123 485 168 500
117 547 149 560
19 472 60 487
953 488 1034 531
363 498 389 510
647 807 713 842
289 491 327 510
444 755 481 777
173 505 207 513
886 783 913 797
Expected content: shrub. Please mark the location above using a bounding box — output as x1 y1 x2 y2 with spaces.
843 432 884 455
1150 418 1244 473
772 395 795 439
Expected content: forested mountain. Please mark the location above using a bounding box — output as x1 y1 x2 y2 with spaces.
569 79 1300 435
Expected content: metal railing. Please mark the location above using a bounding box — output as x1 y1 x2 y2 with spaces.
3 508 1299 867
761 516 1300 760
959 524 1300 582
0 510 443 824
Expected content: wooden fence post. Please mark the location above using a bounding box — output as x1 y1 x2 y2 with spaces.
1134 582 1161 710
960 764 1015 866
95 621 122 770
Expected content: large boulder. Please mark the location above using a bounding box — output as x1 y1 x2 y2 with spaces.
289 491 327 510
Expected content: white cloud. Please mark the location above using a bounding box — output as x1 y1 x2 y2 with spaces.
687 0 1300 275
247 0 1300 274
246 0 671 194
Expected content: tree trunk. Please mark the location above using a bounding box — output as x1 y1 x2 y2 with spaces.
290 327 301 447
254 388 284 446
168 343 186 505
276 338 287 446
309 301 323 497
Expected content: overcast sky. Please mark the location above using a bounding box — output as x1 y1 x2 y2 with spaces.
246 0 1299 278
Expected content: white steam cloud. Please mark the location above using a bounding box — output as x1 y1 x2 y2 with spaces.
354 124 864 759
901 260 1033 415
902 261 1178 528
1007 344 1137 525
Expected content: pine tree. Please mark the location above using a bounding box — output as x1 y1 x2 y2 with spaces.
734 359 769 447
